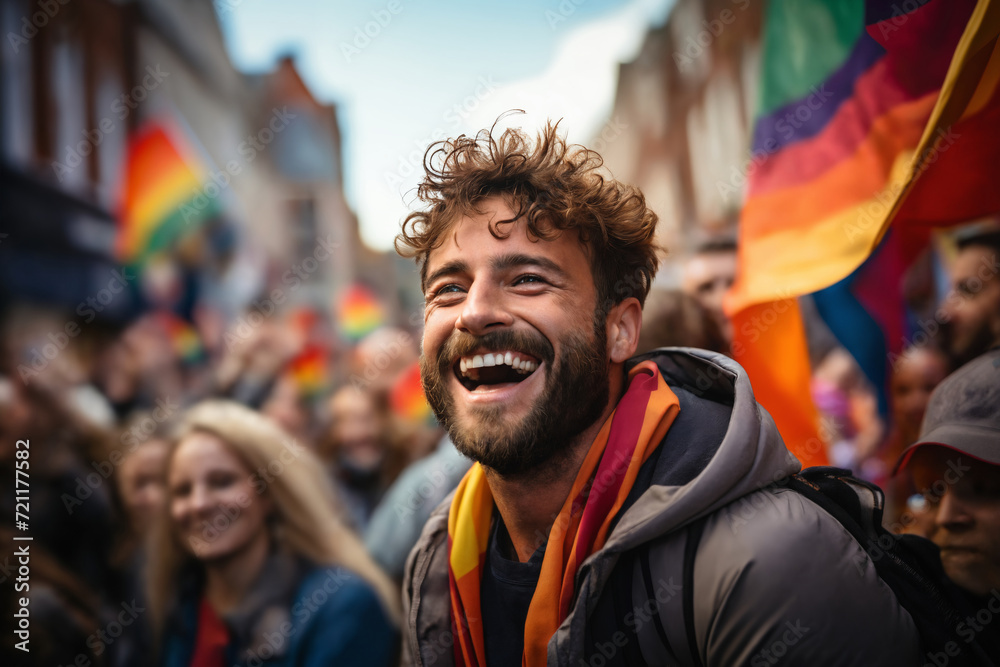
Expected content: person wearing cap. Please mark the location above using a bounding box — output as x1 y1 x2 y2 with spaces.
896 347 1000 655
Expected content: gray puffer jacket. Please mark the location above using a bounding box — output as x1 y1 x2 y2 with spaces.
402 348 921 666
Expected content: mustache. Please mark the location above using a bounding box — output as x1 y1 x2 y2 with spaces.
437 329 554 369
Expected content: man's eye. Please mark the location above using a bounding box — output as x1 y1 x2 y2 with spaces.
432 284 464 297
513 274 545 286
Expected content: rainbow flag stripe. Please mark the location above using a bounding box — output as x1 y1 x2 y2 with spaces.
725 0 1000 466
118 123 220 266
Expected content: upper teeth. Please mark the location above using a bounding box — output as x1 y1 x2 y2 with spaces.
459 352 538 375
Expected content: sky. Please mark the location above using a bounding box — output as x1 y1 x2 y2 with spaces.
218 0 672 251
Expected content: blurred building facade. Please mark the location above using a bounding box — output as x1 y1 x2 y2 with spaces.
598 0 763 285
0 0 389 361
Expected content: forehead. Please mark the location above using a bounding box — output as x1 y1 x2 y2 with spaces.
910 446 1000 486
954 244 999 278
683 252 736 281
170 431 243 473
892 349 948 381
330 389 375 415
424 198 592 281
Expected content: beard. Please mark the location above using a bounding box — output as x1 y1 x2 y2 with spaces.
421 321 610 478
939 319 996 368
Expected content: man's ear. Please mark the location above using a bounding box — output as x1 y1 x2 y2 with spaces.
607 297 642 364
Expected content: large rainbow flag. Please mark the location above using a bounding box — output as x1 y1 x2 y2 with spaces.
118 122 221 267
726 0 1000 467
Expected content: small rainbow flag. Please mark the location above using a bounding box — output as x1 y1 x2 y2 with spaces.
156 311 205 365
389 360 436 427
287 345 329 399
337 284 385 342
118 122 220 267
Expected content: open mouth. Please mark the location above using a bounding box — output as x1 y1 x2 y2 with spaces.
453 350 541 392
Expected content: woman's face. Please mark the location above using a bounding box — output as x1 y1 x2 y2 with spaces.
119 440 169 533
167 431 271 562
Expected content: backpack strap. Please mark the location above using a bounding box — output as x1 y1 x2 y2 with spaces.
636 542 679 664
682 518 707 667
788 468 997 667
608 548 648 666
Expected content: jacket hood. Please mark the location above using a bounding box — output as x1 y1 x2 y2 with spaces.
604 346 801 554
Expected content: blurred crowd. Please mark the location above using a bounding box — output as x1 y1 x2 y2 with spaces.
0 294 464 665
0 223 998 666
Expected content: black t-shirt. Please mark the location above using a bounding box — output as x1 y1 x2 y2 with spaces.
480 513 545 667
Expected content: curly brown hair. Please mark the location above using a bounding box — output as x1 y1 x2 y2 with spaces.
395 116 661 315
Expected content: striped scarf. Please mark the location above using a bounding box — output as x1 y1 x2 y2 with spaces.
446 360 680 666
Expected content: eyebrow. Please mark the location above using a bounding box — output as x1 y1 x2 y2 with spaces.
424 260 469 291
423 253 571 291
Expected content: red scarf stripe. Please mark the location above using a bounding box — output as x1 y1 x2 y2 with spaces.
570 367 658 570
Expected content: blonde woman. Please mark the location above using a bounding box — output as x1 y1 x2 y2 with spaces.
148 400 399 667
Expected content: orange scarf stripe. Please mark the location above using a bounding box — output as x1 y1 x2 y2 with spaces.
447 361 680 667
448 466 493 665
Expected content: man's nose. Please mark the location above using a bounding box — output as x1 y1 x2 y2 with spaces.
934 489 974 532
455 281 513 335
941 288 961 321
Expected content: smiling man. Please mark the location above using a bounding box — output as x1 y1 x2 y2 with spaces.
397 121 919 666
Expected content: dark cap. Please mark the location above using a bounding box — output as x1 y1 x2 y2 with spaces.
895 347 1000 472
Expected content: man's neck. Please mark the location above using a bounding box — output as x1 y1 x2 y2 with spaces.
483 381 624 563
